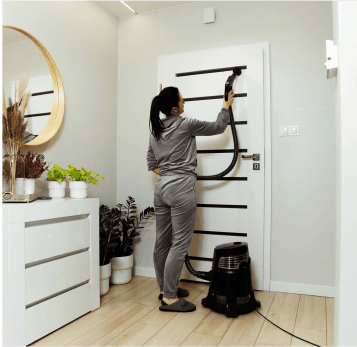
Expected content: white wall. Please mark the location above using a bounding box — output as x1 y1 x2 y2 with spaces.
117 2 336 293
333 1 357 345
2 1 118 207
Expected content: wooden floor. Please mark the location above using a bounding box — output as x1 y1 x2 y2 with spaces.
30 276 334 347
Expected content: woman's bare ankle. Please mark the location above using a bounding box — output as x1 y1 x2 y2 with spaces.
163 297 179 304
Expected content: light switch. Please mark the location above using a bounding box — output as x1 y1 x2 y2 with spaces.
289 126 299 135
280 126 289 136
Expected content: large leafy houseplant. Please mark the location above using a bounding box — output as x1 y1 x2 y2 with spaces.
100 196 155 264
99 204 120 266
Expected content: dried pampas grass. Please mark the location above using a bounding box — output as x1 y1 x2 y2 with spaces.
3 73 32 152
2 73 32 194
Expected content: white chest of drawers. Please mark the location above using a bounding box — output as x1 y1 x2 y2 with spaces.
2 198 100 346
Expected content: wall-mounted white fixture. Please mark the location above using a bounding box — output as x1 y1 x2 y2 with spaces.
120 1 137 14
280 126 288 136
204 7 215 24
289 126 299 135
325 40 337 79
280 125 299 136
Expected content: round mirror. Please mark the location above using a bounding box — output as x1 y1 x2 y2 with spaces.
2 26 65 146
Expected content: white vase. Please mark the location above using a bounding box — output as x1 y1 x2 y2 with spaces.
110 253 134 284
100 262 111 296
48 181 66 198
24 178 36 195
15 178 25 195
69 181 88 199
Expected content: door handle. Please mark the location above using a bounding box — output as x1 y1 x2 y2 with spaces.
241 153 260 161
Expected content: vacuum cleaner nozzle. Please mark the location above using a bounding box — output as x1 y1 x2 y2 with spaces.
224 67 241 101
233 67 242 76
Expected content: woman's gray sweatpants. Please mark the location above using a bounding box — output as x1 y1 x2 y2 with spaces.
153 173 197 299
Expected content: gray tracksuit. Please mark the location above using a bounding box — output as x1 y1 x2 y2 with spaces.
146 108 230 298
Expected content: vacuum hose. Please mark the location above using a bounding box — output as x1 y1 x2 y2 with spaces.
185 67 242 279
197 67 241 180
185 254 213 282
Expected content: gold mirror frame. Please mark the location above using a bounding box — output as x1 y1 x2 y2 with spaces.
3 26 65 146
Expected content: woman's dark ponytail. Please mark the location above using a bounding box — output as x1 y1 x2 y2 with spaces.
149 87 180 141
149 96 163 141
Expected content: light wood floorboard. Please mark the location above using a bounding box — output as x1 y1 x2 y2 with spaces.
101 276 151 306
29 275 335 347
291 327 327 346
255 292 300 346
326 297 334 346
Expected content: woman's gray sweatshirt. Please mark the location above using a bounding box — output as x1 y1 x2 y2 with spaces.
146 108 230 177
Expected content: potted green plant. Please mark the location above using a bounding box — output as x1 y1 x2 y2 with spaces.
46 164 69 198
101 196 155 285
67 164 104 199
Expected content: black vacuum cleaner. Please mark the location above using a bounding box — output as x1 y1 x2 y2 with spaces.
185 242 261 318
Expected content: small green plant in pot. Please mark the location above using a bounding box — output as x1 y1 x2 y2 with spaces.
67 164 104 199
101 196 155 284
46 164 69 198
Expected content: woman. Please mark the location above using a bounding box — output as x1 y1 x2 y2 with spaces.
146 86 235 312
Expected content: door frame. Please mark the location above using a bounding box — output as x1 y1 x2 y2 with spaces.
158 42 271 291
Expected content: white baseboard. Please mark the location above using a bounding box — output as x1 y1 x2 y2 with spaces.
133 266 156 278
270 281 335 298
133 266 201 283
133 267 335 298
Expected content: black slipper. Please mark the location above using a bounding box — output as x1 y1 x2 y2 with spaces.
158 287 189 300
159 298 196 312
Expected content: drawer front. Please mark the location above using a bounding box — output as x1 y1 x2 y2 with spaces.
26 283 91 345
25 218 90 264
26 251 90 305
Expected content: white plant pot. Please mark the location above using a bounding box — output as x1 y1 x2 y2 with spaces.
100 262 111 296
47 180 66 198
25 178 36 195
69 181 88 199
110 254 134 284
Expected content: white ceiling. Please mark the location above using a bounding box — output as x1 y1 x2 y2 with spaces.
94 1 197 19
2 2 197 44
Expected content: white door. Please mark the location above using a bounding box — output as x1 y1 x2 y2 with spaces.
159 44 267 291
